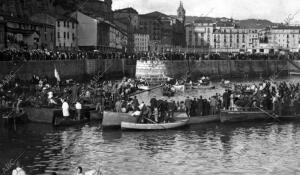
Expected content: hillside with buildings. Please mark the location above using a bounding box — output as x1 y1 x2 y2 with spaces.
0 0 299 54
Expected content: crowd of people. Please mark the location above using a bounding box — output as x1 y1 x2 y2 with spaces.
0 72 144 120
109 79 300 124
2 48 299 62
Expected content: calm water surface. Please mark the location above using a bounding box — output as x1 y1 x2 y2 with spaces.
1 76 300 175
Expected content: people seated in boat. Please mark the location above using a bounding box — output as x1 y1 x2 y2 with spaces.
167 99 176 121
150 96 157 111
132 96 139 109
153 107 159 122
121 100 127 113
61 98 70 118
137 103 152 123
75 100 82 120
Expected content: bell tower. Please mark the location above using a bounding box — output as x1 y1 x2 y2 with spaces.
177 1 185 23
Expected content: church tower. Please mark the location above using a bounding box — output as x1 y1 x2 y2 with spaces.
177 1 185 23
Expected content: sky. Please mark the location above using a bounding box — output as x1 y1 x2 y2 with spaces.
112 0 300 23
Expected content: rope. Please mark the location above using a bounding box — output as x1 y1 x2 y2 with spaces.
254 105 280 121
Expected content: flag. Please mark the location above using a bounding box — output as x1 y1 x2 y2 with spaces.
54 66 60 82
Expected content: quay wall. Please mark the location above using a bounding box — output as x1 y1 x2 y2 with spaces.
136 60 288 83
0 59 136 81
0 59 289 82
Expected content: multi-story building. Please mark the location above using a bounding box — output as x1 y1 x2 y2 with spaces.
139 11 185 52
109 24 128 52
185 17 261 53
185 19 215 53
2 14 55 50
114 7 139 53
134 33 149 52
211 28 259 53
56 16 78 50
211 28 247 53
267 26 300 52
30 13 56 50
0 18 6 49
72 11 127 52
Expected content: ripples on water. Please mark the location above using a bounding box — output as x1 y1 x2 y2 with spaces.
1 122 300 175
1 77 300 175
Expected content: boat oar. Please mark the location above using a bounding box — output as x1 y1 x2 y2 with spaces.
254 105 280 121
144 117 167 130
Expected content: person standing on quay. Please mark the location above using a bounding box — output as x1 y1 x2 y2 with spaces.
185 96 192 118
75 100 82 120
61 98 70 118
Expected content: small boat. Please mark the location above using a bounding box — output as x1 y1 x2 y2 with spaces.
121 119 189 130
1 111 29 126
172 85 185 92
220 109 272 123
192 84 215 90
137 85 151 91
220 80 232 89
102 111 137 128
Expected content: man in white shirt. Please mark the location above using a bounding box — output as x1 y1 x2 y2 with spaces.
61 99 70 118
75 101 82 120
12 162 26 175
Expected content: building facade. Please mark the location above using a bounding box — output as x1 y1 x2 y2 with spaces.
0 19 6 49
109 24 128 52
114 7 139 53
134 33 149 52
2 15 55 50
139 11 185 52
268 27 300 52
185 20 215 53
30 13 56 50
56 16 78 50
73 11 127 52
185 18 261 53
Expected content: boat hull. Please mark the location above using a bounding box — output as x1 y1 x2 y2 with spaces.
102 111 137 128
1 112 29 127
121 119 189 130
175 113 220 125
24 107 92 124
53 117 89 127
220 110 271 123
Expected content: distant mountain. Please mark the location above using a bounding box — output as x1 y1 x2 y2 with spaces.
177 15 276 28
237 19 275 29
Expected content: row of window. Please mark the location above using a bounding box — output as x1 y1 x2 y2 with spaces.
57 21 76 29
57 32 75 40
58 43 74 47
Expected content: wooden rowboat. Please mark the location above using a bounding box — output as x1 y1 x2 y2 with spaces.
121 119 189 130
102 111 137 128
137 85 151 91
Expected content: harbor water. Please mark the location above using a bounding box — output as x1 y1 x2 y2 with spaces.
1 76 300 175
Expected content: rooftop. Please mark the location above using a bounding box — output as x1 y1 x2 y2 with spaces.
114 7 138 14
